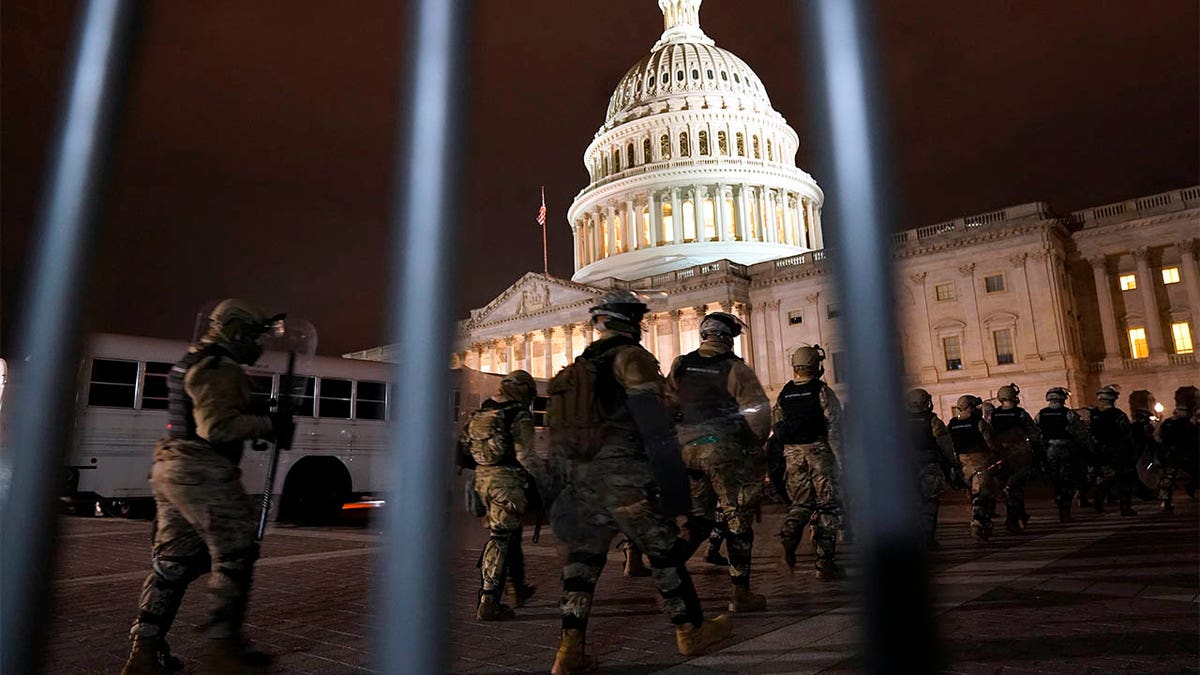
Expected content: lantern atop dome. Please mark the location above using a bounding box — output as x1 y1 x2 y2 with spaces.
654 0 714 49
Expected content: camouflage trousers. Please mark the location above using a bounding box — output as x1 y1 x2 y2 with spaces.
997 442 1033 526
958 450 1001 530
1044 440 1081 511
1092 447 1135 509
778 442 841 564
917 462 946 544
475 466 529 598
680 439 764 587
550 453 704 631
130 445 259 641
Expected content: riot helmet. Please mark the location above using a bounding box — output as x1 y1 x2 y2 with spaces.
906 388 933 413
589 289 648 337
1045 387 1070 404
698 311 744 345
954 395 982 417
203 298 282 364
1128 389 1155 414
1173 385 1199 414
790 344 826 378
997 383 1021 405
1096 384 1120 403
499 369 537 405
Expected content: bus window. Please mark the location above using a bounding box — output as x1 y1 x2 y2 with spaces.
356 380 387 420
292 377 316 417
318 378 352 419
88 359 138 408
247 374 274 413
532 395 548 429
140 361 172 409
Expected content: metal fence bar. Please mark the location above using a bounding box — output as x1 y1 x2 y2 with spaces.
0 1 139 672
801 1 940 672
376 0 470 672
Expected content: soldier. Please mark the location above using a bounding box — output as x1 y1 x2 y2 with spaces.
773 344 845 580
947 395 1002 541
1128 390 1159 502
989 383 1041 534
459 369 540 620
121 300 292 675
1088 385 1138 516
667 311 772 612
1036 388 1091 522
1155 386 1199 512
547 290 730 674
906 389 964 548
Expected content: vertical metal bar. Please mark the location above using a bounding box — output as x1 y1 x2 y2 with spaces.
801 1 940 672
0 1 139 673
376 0 470 673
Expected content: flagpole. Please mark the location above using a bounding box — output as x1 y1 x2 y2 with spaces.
540 185 548 275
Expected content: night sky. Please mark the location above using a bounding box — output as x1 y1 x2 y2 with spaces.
2 1 1196 355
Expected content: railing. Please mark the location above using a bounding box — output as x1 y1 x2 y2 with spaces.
1087 362 1105 373
1122 357 1150 370
1071 186 1199 228
1168 353 1196 366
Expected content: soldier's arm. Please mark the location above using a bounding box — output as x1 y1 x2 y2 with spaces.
613 346 666 396
978 419 1000 454
820 385 844 458
185 356 273 444
931 416 956 464
1066 410 1092 449
509 408 545 478
1022 410 1042 443
663 355 684 418
728 361 772 443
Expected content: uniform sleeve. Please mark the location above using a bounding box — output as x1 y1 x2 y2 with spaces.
185 356 273 444
663 355 684 413
978 419 999 453
1066 410 1092 449
820 385 844 457
931 416 956 463
728 361 771 443
612 346 666 397
510 408 540 471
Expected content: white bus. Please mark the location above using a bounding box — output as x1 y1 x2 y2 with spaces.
65 333 392 522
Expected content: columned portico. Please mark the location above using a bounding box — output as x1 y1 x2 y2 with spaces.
1132 247 1168 363
1176 239 1200 338
1088 256 1123 367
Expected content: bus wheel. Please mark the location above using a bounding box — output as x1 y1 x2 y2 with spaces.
280 457 350 525
100 499 132 518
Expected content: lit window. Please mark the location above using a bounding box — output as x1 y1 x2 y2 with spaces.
984 274 1006 293
1119 274 1137 291
943 336 964 370
717 131 728 155
1128 327 1148 359
935 282 956 301
993 329 1015 365
787 310 803 325
679 131 690 157
1171 322 1194 354
1162 267 1181 284
736 132 745 157
699 130 709 155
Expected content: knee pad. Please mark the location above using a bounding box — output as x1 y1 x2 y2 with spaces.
213 544 259 584
152 552 209 588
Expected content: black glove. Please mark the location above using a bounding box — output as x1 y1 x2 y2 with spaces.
270 412 295 449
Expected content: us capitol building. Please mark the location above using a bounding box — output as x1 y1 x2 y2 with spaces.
351 0 1199 419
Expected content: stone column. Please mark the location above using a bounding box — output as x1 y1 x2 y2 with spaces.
523 333 534 371
670 309 683 362
800 198 811 248
541 328 555 378
1132 247 1168 362
648 191 661 246
1177 239 1200 340
505 337 516 372
473 344 485 372
671 187 684 244
763 189 777 243
735 185 748 241
605 205 618 255
592 208 603 259
625 199 637 251
562 324 576 362
715 185 728 242
729 301 753 365
692 185 704 241
1087 256 1123 367
581 321 594 345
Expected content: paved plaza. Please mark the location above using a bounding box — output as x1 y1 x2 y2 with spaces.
45 488 1198 674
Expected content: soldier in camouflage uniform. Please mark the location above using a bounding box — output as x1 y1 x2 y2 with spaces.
1155 386 1199 512
1128 390 1159 503
459 369 540 620
947 395 1002 541
1088 385 1138 516
667 311 771 612
773 345 845 580
906 389 964 549
122 300 291 675
1036 388 1092 522
548 290 731 675
989 384 1041 534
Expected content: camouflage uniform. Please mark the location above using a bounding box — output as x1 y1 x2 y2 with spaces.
907 407 961 547
1088 402 1136 514
1155 404 1199 511
667 339 771 606
989 403 1041 532
1129 400 1158 503
947 407 1001 539
1036 403 1091 521
773 374 844 575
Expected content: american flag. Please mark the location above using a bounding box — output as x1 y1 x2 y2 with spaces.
536 186 547 226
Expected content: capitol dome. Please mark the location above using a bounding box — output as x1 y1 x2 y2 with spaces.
569 0 825 284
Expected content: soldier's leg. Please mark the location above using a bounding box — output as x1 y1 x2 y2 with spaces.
807 447 843 578
476 476 527 618
778 448 814 571
711 457 765 612
918 465 944 547
130 484 210 642
704 510 729 566
682 463 718 558
1158 468 1177 512
961 453 993 539
1116 454 1137 515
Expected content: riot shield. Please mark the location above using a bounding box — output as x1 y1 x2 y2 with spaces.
1136 449 1164 491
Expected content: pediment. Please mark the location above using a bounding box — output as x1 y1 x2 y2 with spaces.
466 273 606 328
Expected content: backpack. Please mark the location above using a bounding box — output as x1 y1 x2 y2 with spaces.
546 338 634 460
464 403 518 466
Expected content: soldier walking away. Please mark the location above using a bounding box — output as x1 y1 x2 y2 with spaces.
667 311 772 612
1155 386 1199 512
546 290 731 674
1036 388 1092 522
457 369 540 620
947 395 1002 541
121 300 293 675
906 389 965 549
989 384 1041 534
1088 385 1138 516
1128 390 1160 502
773 344 845 581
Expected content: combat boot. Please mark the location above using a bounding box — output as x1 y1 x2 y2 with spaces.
622 549 651 577
509 582 536 608
778 538 798 575
476 594 516 621
970 520 991 542
550 629 598 675
676 615 733 656
196 639 271 675
1159 500 1174 514
727 585 767 613
704 544 729 567
120 637 180 675
814 559 844 581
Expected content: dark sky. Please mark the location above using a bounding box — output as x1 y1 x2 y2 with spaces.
3 1 1197 355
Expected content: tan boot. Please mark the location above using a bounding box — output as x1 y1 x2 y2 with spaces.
622 549 651 577
728 585 767 613
815 559 844 581
476 594 516 621
676 615 733 656
120 638 174 675
550 629 599 675
196 639 271 675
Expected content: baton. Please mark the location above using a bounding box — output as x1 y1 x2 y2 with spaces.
256 350 295 540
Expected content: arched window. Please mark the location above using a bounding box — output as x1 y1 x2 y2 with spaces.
691 68 700 80
703 198 717 240
661 202 674 242
752 135 760 159
661 72 668 85
641 206 651 247
660 134 671 160
706 68 714 79
698 130 709 156
643 138 652 163
767 139 773 161
600 216 609 258
736 132 745 157
627 142 636 166
603 154 609 176
613 214 624 252
682 199 696 241
614 148 621 173
717 131 728 155
679 131 690 157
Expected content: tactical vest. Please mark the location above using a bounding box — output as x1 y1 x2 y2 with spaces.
584 335 639 421
1159 416 1198 454
1037 406 1071 441
167 344 233 442
990 406 1027 438
464 399 524 466
1089 407 1126 442
947 415 986 454
775 379 827 444
907 410 941 465
672 350 739 426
